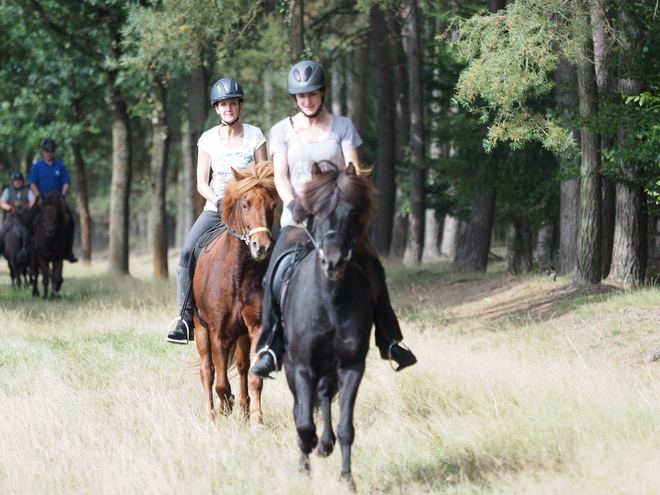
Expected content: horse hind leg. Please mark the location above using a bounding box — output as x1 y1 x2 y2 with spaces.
316 374 337 458
234 335 251 421
195 324 216 421
211 334 233 417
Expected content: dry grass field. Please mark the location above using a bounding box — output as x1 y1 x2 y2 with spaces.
1 254 660 494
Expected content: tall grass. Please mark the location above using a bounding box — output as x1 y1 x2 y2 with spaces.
1 256 660 494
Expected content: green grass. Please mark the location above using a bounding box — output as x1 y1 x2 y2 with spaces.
1 256 660 493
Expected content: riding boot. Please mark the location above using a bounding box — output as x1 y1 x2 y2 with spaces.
249 276 284 379
167 267 195 344
371 255 417 371
64 216 78 263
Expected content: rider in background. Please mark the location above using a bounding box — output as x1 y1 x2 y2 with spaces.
167 78 268 344
249 60 417 379
0 171 35 259
27 138 77 263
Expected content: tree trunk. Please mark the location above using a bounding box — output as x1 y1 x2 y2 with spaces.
189 65 208 219
370 5 396 255
454 152 497 271
441 215 460 258
390 11 410 258
575 34 601 285
346 45 367 137
288 0 304 62
556 57 580 276
150 72 170 280
106 79 132 274
506 219 532 274
453 0 505 271
402 0 425 267
72 141 91 264
591 0 614 279
606 8 644 287
423 209 442 261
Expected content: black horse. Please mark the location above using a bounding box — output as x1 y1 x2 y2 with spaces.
30 193 69 298
281 161 377 483
1 204 30 289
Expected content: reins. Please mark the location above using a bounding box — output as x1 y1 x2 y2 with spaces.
301 216 355 263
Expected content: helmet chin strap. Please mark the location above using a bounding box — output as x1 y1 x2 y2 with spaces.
297 95 326 119
220 115 240 127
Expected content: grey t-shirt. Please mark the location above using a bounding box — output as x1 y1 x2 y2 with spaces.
268 114 362 227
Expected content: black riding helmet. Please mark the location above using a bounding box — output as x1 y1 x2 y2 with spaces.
41 138 56 152
210 78 244 127
10 171 24 182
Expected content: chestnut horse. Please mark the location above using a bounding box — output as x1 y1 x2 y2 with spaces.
281 162 376 483
193 161 278 428
30 193 69 299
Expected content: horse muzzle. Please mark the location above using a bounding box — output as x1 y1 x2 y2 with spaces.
250 236 273 261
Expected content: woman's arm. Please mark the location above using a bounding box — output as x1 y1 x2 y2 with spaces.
273 152 294 206
254 143 268 163
196 148 221 206
343 148 362 174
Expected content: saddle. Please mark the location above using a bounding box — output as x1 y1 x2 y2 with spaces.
187 222 227 277
270 240 313 310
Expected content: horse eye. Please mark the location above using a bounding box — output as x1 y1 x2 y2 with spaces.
242 203 249 210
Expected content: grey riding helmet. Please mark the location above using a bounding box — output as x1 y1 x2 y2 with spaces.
287 60 326 95
10 171 23 181
210 78 245 105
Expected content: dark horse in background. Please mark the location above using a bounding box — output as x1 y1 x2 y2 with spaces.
193 161 279 428
282 161 377 483
2 203 31 288
30 193 70 298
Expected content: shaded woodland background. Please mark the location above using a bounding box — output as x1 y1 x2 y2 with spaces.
1 0 659 288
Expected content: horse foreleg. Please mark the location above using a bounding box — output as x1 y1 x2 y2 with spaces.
290 366 318 473
52 260 63 294
41 262 50 299
211 333 233 416
195 323 215 421
337 362 366 483
316 374 337 457
234 335 251 422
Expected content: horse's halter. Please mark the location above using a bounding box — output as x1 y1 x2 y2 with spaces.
225 199 272 245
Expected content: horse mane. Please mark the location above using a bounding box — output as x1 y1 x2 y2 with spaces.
221 161 279 225
297 160 376 255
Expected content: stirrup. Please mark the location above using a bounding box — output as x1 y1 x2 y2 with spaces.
251 347 279 380
386 341 411 371
167 316 192 344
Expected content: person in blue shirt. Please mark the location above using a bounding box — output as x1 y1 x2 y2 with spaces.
26 138 78 263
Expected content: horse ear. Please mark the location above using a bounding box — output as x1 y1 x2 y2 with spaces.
311 162 322 177
231 167 242 181
346 162 356 176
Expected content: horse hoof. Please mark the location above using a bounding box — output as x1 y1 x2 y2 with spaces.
315 442 334 458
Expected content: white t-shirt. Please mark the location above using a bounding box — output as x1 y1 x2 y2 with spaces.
197 123 267 211
268 115 362 227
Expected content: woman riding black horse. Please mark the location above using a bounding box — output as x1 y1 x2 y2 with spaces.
250 60 416 379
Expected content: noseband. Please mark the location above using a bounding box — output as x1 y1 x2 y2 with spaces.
225 200 272 245
302 217 355 263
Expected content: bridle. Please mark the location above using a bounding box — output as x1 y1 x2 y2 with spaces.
301 215 356 264
225 199 272 245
